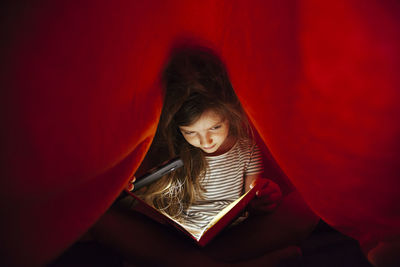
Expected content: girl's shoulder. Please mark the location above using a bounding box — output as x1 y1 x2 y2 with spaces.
227 138 259 158
235 138 257 151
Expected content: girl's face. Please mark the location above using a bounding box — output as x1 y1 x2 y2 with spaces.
179 109 232 156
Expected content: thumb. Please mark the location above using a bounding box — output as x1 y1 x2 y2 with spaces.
250 179 257 189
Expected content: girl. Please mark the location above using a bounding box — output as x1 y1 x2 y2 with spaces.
93 47 318 266
137 46 282 231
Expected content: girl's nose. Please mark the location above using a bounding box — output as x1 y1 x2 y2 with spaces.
199 133 212 147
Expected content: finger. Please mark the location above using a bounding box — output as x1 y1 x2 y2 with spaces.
250 178 269 189
127 183 134 191
256 182 281 197
260 180 279 190
256 188 273 197
256 186 280 197
130 176 136 183
257 194 282 209
250 191 282 211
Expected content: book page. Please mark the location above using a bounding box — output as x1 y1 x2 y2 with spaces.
201 189 251 232
131 190 249 241
156 188 253 241
130 180 264 243
157 208 203 239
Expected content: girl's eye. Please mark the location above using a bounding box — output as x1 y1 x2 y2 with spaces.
183 131 194 135
211 125 221 130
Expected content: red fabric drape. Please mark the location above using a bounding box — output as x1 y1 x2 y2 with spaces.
1 1 399 265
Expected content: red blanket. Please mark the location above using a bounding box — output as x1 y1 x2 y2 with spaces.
1 1 399 265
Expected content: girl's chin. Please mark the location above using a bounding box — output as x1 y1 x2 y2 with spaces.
202 145 224 156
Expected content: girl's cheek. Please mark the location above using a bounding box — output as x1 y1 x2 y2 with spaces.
184 136 198 147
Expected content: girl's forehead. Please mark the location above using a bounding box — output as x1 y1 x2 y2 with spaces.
181 110 226 129
199 109 224 121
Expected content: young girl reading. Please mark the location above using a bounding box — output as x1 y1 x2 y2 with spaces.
135 46 282 232
92 46 318 266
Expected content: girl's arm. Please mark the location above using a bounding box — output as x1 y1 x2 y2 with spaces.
244 173 259 192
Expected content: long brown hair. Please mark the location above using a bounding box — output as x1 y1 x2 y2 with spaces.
141 46 252 220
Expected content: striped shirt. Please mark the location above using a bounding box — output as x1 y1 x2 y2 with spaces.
183 138 263 230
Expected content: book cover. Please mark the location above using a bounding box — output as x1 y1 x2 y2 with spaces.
125 178 268 246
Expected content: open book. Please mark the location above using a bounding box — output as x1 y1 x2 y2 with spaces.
124 179 268 246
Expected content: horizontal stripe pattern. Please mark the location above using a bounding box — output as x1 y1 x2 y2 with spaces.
183 139 263 230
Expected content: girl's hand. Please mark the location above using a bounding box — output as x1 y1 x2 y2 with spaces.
249 179 282 213
126 176 136 191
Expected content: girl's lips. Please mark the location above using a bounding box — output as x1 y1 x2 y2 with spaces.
203 144 216 150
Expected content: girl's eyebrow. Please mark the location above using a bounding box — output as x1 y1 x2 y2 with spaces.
179 126 194 132
179 119 224 132
208 121 223 129
206 119 225 130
